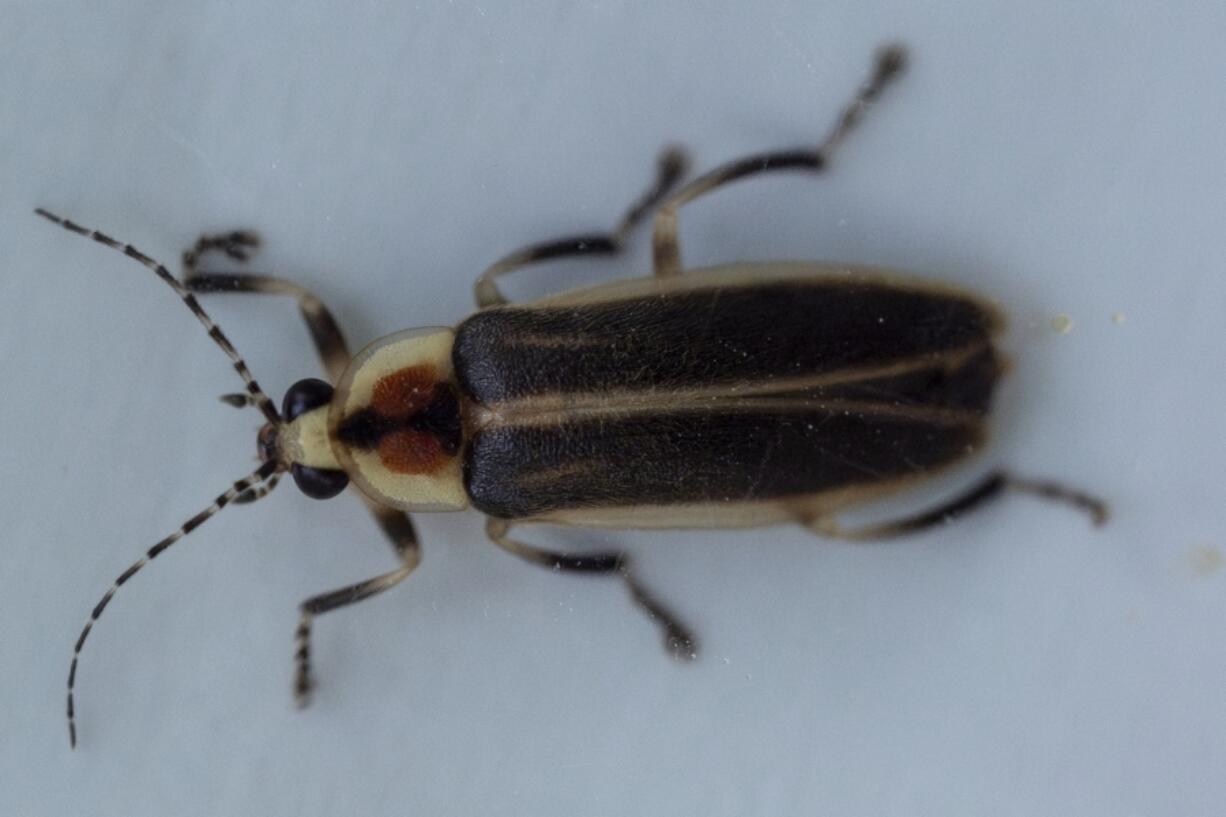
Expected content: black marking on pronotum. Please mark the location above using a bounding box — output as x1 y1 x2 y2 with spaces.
38 42 1108 750
335 384 463 455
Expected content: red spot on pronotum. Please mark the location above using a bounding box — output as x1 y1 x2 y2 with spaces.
371 366 437 418
377 430 449 474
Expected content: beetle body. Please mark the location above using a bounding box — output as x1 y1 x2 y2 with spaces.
39 45 1106 749
312 263 1003 529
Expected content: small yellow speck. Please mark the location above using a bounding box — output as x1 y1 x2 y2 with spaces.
1190 545 1222 577
1051 314 1074 334
1112 312 1126 324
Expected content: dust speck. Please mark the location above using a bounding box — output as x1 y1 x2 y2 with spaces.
1190 545 1222 576
1111 311 1126 324
1051 314 1074 334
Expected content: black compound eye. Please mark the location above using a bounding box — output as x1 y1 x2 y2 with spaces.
290 464 349 500
282 378 334 422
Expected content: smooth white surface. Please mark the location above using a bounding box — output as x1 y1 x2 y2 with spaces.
2 3 1224 816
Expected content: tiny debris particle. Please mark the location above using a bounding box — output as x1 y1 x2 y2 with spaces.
1111 311 1126 324
1189 545 1222 577
1051 314 1074 334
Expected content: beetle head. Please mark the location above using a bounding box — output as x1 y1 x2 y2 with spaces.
270 378 351 499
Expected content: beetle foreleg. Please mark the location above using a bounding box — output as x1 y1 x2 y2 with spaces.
181 231 351 382
292 504 421 707
652 43 907 276
473 146 688 308
182 229 261 269
484 518 698 660
806 470 1108 540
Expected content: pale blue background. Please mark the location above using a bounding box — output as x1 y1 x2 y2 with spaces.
2 2 1224 816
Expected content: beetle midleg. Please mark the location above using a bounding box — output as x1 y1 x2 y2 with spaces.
181 230 350 381
293 500 422 706
805 471 1109 540
652 44 907 277
473 146 689 308
484 518 698 660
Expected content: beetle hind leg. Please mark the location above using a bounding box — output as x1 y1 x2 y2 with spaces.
485 519 698 660
474 146 689 308
652 44 907 276
806 470 1108 540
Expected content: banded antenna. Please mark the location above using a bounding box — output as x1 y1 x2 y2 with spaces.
66 461 278 747
35 209 285 747
34 209 280 424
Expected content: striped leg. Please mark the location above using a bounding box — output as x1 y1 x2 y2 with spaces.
293 500 421 706
485 519 698 660
652 44 907 276
805 471 1109 540
473 146 689 308
182 231 351 382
